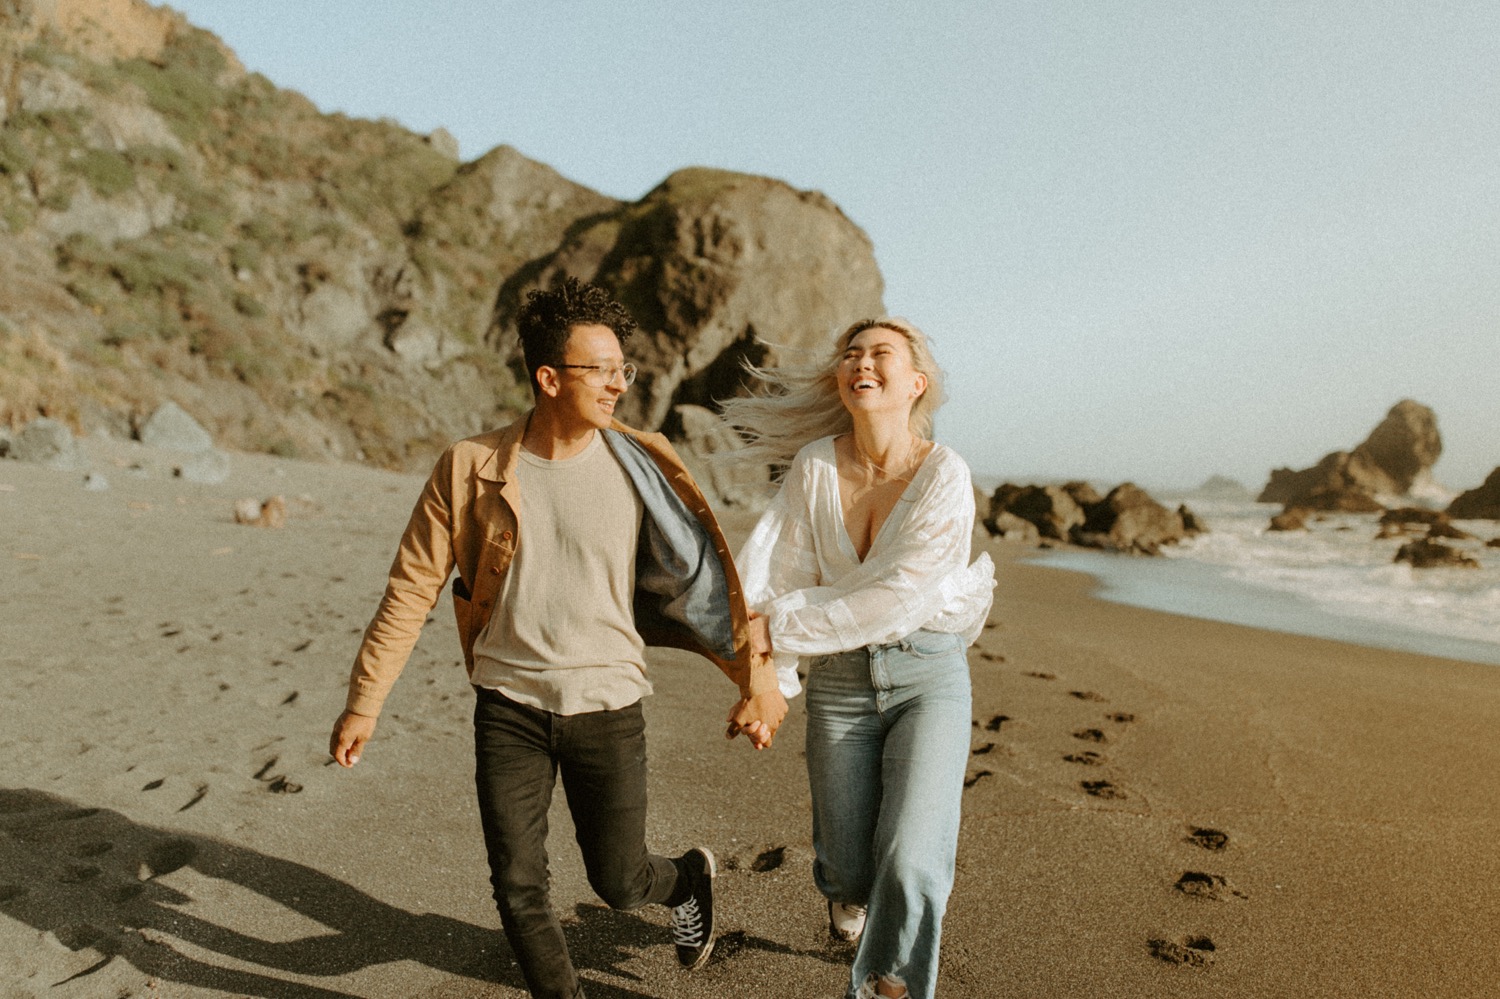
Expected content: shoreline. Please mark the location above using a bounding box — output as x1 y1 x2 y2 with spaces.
1028 545 1500 668
3 442 1499 997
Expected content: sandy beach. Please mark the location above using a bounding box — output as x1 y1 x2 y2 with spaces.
3 438 1499 998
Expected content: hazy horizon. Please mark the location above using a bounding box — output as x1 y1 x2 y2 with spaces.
168 1 1498 492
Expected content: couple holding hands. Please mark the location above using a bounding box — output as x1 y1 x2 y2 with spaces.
329 278 995 999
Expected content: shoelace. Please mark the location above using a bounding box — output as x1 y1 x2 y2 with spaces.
670 898 705 946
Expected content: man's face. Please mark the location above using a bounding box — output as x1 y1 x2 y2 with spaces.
547 323 628 431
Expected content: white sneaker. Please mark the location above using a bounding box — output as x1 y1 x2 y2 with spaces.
854 973 908 998
828 900 867 942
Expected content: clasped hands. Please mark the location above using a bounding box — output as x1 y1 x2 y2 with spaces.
726 612 786 750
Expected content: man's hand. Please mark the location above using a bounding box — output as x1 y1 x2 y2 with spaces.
330 710 377 767
725 689 788 750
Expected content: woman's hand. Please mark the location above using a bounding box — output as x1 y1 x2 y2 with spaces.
725 689 788 749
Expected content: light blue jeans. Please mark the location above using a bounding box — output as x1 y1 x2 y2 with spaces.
805 629 972 999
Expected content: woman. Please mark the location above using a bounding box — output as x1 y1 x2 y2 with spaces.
723 318 995 999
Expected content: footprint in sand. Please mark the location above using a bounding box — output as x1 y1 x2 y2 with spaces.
1147 934 1216 968
56 864 101 884
1072 728 1108 743
71 841 113 858
964 770 994 789
976 651 1006 663
1186 827 1229 852
176 785 208 813
751 847 786 872
266 776 303 794
1069 690 1107 702
1080 779 1126 799
983 714 1009 732
972 743 995 756
1063 750 1105 766
1174 871 1248 901
1106 712 1136 723
1024 671 1056 680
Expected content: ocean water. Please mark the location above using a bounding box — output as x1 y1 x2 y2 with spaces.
1030 500 1500 667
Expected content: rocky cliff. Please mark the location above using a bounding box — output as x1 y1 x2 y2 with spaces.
0 0 884 472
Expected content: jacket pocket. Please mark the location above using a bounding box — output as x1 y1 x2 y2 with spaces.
452 577 474 650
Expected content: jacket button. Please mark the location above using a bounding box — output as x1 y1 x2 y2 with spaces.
490 566 500 574
501 531 513 541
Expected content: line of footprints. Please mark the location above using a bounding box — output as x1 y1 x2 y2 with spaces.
966 647 1242 972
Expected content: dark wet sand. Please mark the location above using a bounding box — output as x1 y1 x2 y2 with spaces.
3 438 1498 998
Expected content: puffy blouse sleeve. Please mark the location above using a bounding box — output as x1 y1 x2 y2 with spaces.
740 444 996 697
736 447 823 697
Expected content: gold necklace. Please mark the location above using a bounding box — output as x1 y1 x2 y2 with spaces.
853 432 919 483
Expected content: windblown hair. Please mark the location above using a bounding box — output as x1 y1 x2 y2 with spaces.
717 317 946 476
516 276 638 392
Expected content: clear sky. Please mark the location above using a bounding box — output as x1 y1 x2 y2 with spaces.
167 0 1498 492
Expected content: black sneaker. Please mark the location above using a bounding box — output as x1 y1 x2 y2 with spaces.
670 847 716 969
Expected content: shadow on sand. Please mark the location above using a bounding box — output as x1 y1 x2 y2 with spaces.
0 788 835 998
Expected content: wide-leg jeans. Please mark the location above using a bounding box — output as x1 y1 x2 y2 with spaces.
473 687 682 999
805 629 972 999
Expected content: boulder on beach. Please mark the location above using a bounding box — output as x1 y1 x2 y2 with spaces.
985 511 1041 544
1070 483 1190 556
664 404 767 511
986 480 1195 554
1446 468 1500 520
10 418 78 470
1061 481 1104 508
139 401 214 453
488 167 885 433
985 484 1085 541
1393 539 1479 570
1259 400 1442 511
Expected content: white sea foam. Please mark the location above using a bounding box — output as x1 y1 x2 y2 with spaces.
1032 500 1500 666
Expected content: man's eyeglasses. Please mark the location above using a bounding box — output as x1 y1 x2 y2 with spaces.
556 362 637 387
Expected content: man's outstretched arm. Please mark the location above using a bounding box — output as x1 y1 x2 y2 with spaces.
725 612 787 748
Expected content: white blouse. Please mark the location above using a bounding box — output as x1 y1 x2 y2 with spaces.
737 435 997 697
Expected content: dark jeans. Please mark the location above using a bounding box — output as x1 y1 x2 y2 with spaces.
473 687 684 999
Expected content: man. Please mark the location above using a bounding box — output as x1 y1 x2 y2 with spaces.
329 277 787 999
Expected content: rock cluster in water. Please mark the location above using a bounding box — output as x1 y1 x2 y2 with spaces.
981 481 1201 556
1257 402 1497 568
1447 468 1500 520
1258 400 1442 513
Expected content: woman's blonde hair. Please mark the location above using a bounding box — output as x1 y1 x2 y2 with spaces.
716 317 946 475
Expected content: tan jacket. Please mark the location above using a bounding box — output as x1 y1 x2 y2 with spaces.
346 413 775 717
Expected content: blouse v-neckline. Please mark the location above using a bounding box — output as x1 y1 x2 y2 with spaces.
823 435 938 565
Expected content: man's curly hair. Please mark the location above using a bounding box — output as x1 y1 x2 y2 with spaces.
517 276 638 393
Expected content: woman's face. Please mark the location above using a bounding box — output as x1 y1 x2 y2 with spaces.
836 325 928 420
